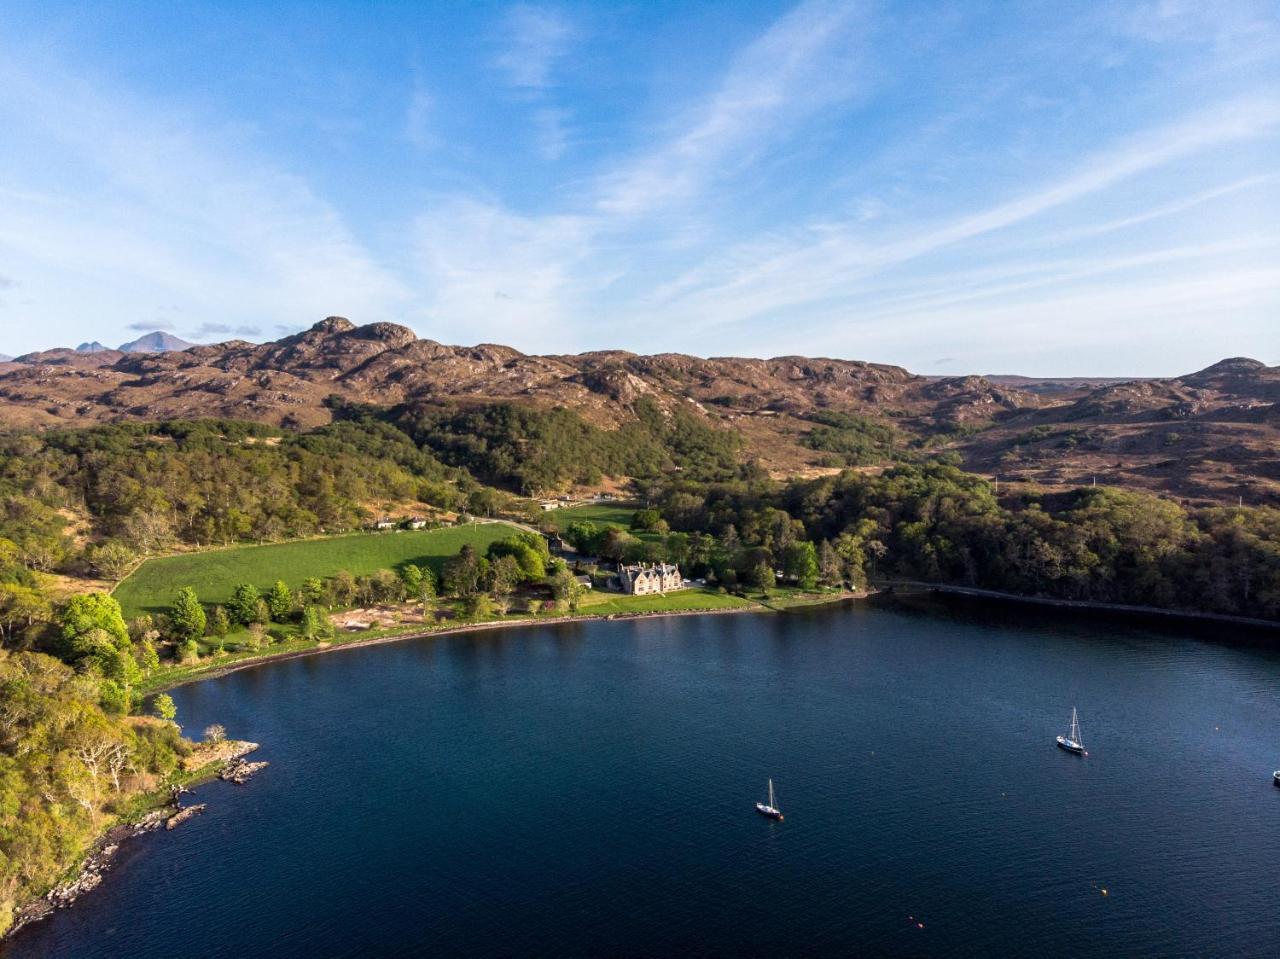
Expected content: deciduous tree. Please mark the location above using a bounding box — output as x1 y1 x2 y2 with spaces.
169 587 207 641
228 583 263 626
265 580 294 622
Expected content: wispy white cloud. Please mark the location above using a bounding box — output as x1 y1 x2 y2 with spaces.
533 107 570 161
595 0 872 216
189 321 263 340
411 199 597 346
814 237 1280 329
1021 175 1277 247
490 5 579 164
804 264 1280 375
493 4 575 90
404 80 435 149
641 97 1280 331
0 51 408 352
410 0 876 338
1121 0 1280 61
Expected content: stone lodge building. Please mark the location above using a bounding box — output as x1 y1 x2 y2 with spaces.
618 563 683 595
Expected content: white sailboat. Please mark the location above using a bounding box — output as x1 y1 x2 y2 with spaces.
1056 707 1086 755
755 778 784 820
1273 770 1279 788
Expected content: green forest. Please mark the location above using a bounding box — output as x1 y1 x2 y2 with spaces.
399 397 744 493
649 463 1280 619
0 649 194 934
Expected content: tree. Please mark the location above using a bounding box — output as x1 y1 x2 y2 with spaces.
61 594 130 653
327 570 357 607
128 613 155 642
417 566 437 603
301 577 326 605
301 605 332 640
564 520 603 555
265 580 294 622
494 553 524 599
631 508 663 531
782 541 820 589
203 723 226 743
750 559 775 593
169 587 207 641
210 605 231 637
137 638 160 673
244 623 267 649
153 693 177 723
464 593 495 619
598 528 636 563
101 644 143 686
487 536 547 581
0 583 50 645
368 569 403 604
85 541 137 580
442 545 482 597
550 569 586 611
228 583 263 626
122 505 175 553
467 488 499 518
399 564 424 597
818 539 843 586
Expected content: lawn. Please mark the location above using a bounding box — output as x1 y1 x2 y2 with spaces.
575 587 753 615
114 523 518 618
546 501 640 530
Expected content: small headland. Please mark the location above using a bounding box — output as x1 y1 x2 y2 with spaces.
5 740 266 940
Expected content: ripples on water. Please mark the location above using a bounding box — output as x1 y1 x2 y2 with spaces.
8 596 1280 958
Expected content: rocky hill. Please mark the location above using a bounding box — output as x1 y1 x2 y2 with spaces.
0 317 1275 504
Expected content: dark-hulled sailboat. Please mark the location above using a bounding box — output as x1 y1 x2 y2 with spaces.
1056 707 1086 755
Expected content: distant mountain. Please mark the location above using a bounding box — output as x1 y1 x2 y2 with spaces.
0 354 11 363
75 341 110 353
118 331 196 354
0 316 1275 504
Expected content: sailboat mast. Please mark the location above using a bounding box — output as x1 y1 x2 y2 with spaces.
768 779 775 808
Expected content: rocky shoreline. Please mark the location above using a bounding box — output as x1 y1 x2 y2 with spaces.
5 742 266 940
221 757 270 784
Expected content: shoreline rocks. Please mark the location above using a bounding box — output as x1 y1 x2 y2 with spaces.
5 740 265 941
165 804 207 830
220 758 269 784
7 807 173 936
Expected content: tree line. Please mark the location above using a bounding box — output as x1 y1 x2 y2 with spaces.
646 462 1280 619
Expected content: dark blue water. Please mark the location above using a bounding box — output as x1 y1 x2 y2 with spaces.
8 599 1280 958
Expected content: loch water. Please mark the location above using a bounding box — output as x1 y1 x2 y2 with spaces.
8 597 1280 958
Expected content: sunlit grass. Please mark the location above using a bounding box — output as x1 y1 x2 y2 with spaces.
114 524 518 618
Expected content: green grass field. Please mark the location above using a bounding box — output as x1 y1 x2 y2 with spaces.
547 501 640 530
575 587 752 615
114 523 518 618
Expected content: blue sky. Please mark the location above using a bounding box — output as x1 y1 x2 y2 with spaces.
0 0 1276 374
